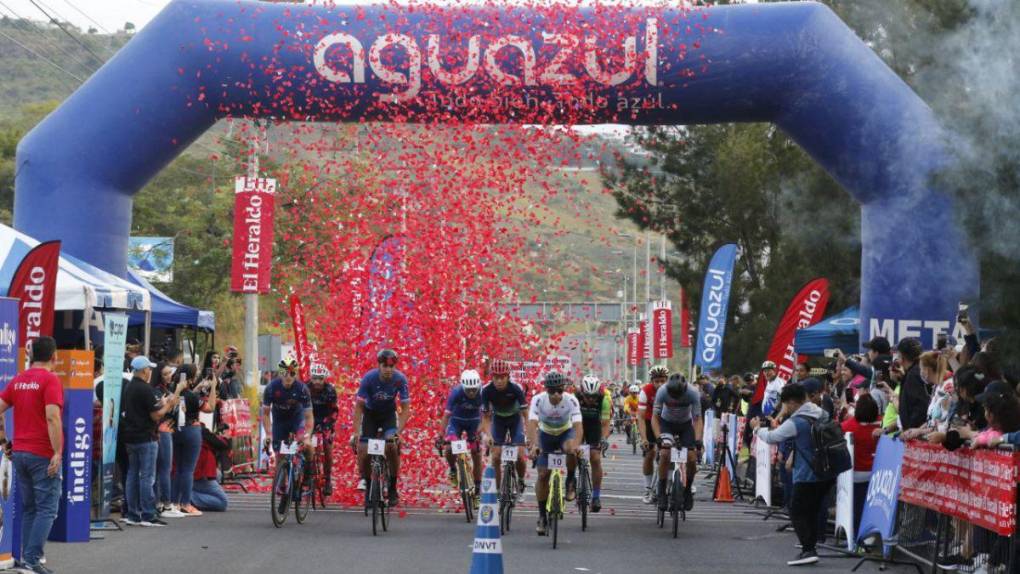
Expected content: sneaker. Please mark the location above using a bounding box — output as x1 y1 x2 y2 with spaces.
448 471 458 488
684 488 694 511
149 518 168 527
357 479 367 491
137 521 154 527
591 498 601 513
536 516 547 536
642 488 653 504
565 478 576 502
181 505 203 517
788 551 819 566
23 562 54 574
161 506 187 519
39 557 46 565
122 517 140 526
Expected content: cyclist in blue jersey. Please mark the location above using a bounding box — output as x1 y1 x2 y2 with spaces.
439 369 483 496
480 359 528 495
261 358 315 485
308 362 339 496
351 349 411 506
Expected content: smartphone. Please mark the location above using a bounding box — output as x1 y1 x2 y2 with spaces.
179 373 187 384
823 348 840 359
957 302 969 323
937 333 948 350
204 368 213 379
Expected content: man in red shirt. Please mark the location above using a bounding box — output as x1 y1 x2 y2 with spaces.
0 336 63 574
637 366 669 504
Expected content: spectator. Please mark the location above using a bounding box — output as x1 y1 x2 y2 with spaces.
150 363 183 518
957 381 1020 447
794 363 810 383
191 424 230 512
712 375 740 414
803 378 836 420
761 361 783 416
0 336 63 574
841 393 880 535
894 337 930 431
171 364 217 517
165 348 184 368
219 346 243 399
752 382 833 566
121 355 178 527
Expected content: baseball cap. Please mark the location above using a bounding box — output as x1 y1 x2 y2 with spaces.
975 380 1015 404
800 377 823 395
761 360 777 370
130 355 157 371
863 336 891 354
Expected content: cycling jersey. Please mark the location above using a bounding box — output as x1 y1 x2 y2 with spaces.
480 381 527 418
577 391 611 421
445 386 482 422
528 392 582 436
638 383 658 421
356 368 410 412
263 379 312 422
653 383 702 424
309 383 339 430
624 395 640 416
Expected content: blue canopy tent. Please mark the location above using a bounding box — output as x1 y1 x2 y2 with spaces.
127 270 214 331
795 307 860 356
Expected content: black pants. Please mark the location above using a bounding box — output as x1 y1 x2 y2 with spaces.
790 479 836 553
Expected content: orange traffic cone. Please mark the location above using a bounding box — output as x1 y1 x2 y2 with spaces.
713 464 734 503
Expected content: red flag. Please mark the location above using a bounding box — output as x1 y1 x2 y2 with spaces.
679 287 691 348
230 176 277 294
289 294 311 380
651 300 673 359
626 328 640 366
752 278 831 404
638 313 649 360
8 240 61 350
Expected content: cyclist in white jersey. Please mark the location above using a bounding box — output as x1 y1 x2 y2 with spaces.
526 372 582 536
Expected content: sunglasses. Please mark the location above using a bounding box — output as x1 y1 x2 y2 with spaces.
379 360 398 367
547 389 564 395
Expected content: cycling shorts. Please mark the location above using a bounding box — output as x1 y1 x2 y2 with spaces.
657 417 696 448
537 428 575 467
271 417 306 453
445 418 481 446
582 418 603 447
492 415 525 446
360 408 398 441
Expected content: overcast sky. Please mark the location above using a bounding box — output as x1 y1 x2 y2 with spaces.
1 0 171 32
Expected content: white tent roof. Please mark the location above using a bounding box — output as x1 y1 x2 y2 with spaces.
0 223 150 311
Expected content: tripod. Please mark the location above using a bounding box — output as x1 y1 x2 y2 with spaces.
711 422 746 501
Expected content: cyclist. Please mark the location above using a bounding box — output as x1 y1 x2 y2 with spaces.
575 374 612 512
527 372 582 536
650 374 704 512
351 349 410 507
439 369 483 499
479 359 527 497
638 366 669 503
623 384 640 439
261 358 314 486
308 362 339 496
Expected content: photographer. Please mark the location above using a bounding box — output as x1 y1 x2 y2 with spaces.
752 382 833 567
191 423 231 512
219 346 243 400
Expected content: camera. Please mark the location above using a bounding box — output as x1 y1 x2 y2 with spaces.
937 333 948 350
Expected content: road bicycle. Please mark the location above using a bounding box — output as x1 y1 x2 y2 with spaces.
447 438 477 523
545 450 568 549
497 442 523 535
270 436 312 528
309 429 330 510
656 442 688 538
576 445 593 532
365 437 396 536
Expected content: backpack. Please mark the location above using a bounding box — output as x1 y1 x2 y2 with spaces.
797 415 853 480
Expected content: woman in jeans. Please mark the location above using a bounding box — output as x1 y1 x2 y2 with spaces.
150 363 182 517
171 364 218 516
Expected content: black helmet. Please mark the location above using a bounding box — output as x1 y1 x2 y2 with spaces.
665 373 687 397
377 349 399 366
544 371 566 390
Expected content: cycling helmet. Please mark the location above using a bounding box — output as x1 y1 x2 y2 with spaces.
278 357 298 372
490 359 511 377
310 363 329 379
648 365 669 379
377 348 399 366
629 384 640 394
543 371 566 390
665 373 688 397
460 369 482 390
580 374 601 395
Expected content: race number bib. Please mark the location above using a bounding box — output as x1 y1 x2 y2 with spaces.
279 441 298 455
578 445 591 460
367 439 386 456
451 439 468 455
502 446 518 462
671 447 688 463
548 453 567 471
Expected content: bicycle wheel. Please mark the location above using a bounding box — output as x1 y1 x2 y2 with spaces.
381 465 391 532
631 427 637 455
577 462 590 532
271 461 290 528
370 477 381 536
295 466 310 524
499 464 514 534
458 457 474 523
315 454 328 509
550 474 561 549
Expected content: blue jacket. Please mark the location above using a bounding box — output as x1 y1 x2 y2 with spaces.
756 401 829 483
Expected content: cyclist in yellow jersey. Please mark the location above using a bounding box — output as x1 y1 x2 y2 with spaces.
575 375 612 511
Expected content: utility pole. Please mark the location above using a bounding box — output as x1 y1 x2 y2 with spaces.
644 232 651 380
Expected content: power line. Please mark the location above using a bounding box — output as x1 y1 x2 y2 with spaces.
57 0 110 34
0 0 97 73
25 0 105 66
0 28 85 83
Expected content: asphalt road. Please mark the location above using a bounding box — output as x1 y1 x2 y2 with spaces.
34 434 920 574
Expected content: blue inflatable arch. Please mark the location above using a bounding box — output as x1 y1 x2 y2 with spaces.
14 0 976 348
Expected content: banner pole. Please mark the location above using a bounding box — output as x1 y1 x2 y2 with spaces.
244 120 261 392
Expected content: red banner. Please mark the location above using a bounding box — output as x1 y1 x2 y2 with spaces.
626 328 640 366
900 441 1020 536
651 300 673 359
8 240 60 350
752 278 830 404
230 176 277 294
679 287 691 348
289 294 312 381
638 312 649 360
218 399 253 437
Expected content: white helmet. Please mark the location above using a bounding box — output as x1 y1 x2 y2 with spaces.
580 374 600 395
460 369 482 390
629 384 640 394
310 363 329 379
